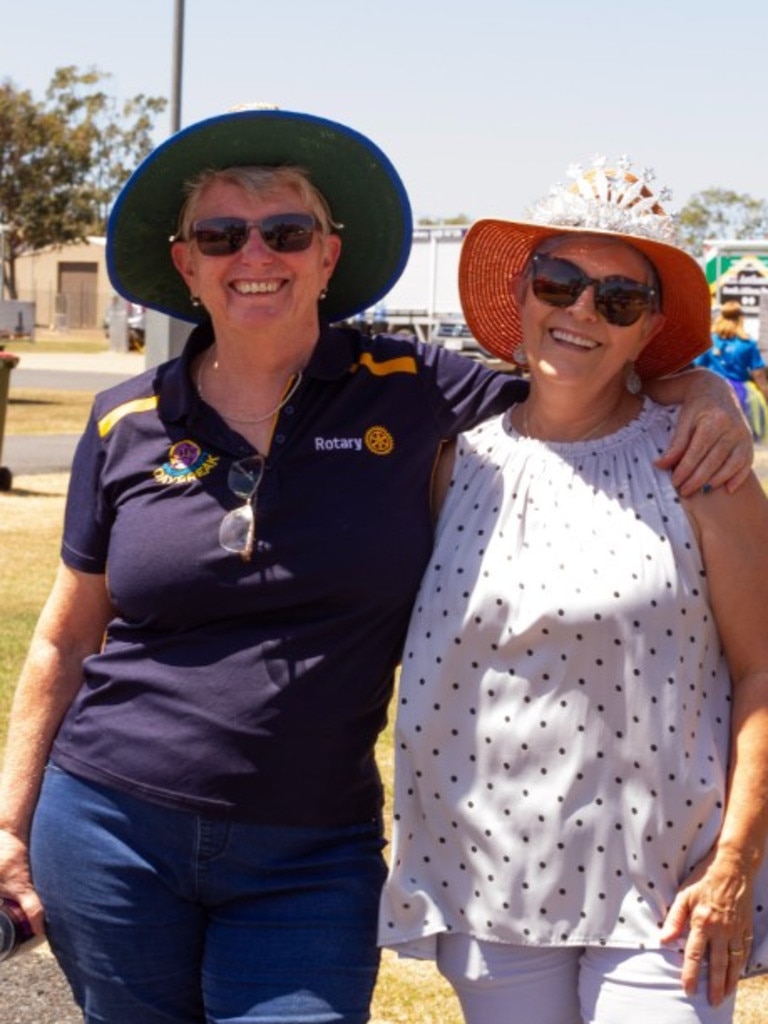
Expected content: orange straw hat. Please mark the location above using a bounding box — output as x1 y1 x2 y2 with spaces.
459 159 712 380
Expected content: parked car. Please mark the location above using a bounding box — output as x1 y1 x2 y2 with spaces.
431 318 491 361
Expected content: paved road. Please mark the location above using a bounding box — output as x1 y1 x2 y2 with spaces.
12 368 135 393
3 433 84 476
3 350 140 478
1 948 82 1024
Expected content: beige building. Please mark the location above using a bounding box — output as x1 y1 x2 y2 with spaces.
14 237 112 330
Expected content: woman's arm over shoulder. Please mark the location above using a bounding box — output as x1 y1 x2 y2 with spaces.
646 367 752 496
418 341 529 435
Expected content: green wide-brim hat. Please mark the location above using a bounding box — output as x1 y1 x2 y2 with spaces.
107 107 413 324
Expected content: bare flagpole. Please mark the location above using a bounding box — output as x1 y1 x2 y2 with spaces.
145 0 187 365
170 0 185 133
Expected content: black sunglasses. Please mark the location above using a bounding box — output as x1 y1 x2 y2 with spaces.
530 253 659 327
186 213 319 256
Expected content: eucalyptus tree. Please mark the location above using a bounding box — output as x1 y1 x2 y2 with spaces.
678 188 768 257
0 66 166 299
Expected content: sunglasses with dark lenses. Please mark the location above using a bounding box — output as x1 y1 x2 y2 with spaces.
188 213 319 256
530 253 658 327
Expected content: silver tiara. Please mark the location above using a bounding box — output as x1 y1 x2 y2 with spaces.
527 156 678 244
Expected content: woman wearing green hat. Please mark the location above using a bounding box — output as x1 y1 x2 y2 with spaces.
0 109 753 1023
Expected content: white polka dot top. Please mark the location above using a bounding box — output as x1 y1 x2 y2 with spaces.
379 399 768 973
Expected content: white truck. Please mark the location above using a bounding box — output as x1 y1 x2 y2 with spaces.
365 232 768 360
354 225 491 359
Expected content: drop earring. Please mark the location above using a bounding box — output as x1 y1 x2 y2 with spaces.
625 363 642 395
190 294 202 308
513 345 528 367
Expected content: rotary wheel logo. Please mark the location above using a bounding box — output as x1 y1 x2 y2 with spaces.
364 426 394 456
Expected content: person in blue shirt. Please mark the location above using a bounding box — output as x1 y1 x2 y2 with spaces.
0 108 755 1024
694 301 768 440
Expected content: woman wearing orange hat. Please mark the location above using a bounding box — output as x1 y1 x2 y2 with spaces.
379 161 768 1024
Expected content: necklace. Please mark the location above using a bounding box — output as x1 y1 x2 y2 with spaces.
522 403 618 443
196 346 304 425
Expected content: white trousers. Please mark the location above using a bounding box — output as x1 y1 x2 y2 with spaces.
436 935 737 1024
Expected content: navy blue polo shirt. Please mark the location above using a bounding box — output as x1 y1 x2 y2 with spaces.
52 323 527 826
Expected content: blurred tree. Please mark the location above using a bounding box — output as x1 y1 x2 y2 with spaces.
0 66 166 298
417 214 472 225
678 188 768 256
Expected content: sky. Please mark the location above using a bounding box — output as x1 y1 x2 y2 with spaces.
4 0 768 226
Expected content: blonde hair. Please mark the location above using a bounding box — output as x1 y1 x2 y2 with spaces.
175 165 340 241
712 301 750 340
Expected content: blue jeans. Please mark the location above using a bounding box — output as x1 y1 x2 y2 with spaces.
30 764 387 1023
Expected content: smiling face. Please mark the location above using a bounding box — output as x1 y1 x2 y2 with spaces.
516 234 665 396
170 178 341 341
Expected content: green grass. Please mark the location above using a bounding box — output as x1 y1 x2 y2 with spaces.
0 475 66 736
5 388 94 436
2 332 110 356
3 330 106 436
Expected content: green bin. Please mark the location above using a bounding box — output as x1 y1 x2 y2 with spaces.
0 350 19 491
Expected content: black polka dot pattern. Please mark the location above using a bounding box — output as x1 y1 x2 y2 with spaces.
379 402 768 976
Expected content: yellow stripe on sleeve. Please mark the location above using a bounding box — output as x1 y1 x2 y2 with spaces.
97 395 159 438
356 352 418 376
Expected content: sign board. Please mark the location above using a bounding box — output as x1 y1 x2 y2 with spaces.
703 243 768 317
715 256 768 313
